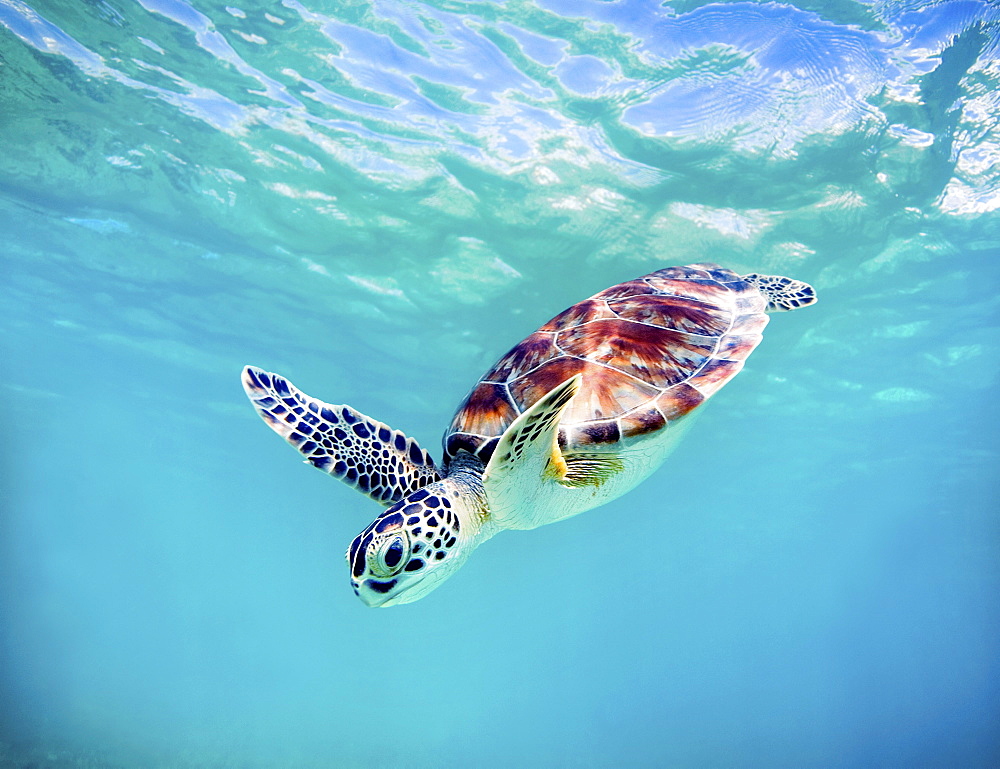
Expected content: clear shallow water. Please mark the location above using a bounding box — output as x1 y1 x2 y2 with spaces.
1 0 998 766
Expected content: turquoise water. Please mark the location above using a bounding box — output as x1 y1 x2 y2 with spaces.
2 0 999 766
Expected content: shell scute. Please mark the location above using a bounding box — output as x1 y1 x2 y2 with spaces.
449 382 518 438
734 292 767 313
509 357 659 425
619 405 668 438
704 265 747 284
486 331 557 382
539 299 616 332
716 333 763 361
569 419 622 446
733 312 769 335
649 263 717 281
608 294 731 336
643 272 734 304
507 356 587 408
592 279 659 301
657 383 705 421
687 358 745 398
556 318 716 389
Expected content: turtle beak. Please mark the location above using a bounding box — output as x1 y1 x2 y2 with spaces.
357 578 406 608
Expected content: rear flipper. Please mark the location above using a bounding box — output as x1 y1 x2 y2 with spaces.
742 273 817 312
242 366 440 506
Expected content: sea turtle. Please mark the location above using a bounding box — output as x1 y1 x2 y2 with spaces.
242 262 816 607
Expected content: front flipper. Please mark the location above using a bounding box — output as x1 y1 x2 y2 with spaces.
242 366 441 505
482 374 581 529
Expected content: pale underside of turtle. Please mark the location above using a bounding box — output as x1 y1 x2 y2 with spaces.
242 263 816 607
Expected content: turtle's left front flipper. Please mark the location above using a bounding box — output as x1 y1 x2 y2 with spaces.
482 374 582 529
242 366 441 506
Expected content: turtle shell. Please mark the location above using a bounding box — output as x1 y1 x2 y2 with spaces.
444 262 768 464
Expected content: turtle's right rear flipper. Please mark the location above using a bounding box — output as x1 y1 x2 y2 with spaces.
741 273 817 312
242 366 440 506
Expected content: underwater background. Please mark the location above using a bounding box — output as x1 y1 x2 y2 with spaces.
1 0 998 766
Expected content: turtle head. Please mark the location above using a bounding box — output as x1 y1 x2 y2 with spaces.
346 483 471 607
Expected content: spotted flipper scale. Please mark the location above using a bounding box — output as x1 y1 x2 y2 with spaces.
242 366 441 505
741 272 817 312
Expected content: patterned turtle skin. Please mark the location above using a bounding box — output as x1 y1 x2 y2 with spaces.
445 263 773 465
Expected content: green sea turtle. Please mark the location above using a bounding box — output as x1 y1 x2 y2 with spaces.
242 262 816 607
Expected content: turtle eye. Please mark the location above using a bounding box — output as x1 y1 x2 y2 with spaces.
370 533 409 577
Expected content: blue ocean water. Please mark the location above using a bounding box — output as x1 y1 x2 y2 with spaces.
2 0 999 766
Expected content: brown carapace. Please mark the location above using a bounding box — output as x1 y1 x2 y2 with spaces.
445 263 770 464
